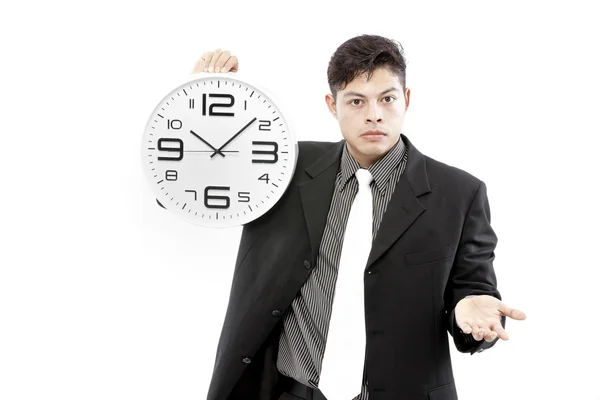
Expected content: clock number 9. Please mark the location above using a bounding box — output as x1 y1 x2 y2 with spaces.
157 138 183 161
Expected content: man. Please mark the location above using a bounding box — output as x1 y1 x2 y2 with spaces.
190 35 526 400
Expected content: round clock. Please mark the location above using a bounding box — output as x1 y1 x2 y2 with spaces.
141 72 298 228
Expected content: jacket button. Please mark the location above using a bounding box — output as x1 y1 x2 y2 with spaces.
242 357 251 364
272 309 282 318
303 260 312 269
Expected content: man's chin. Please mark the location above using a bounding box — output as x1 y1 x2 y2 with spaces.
355 140 388 154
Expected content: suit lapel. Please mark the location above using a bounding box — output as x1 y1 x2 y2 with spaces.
298 134 431 268
367 134 431 268
298 140 345 262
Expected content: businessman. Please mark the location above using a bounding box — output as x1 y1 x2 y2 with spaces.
192 35 526 400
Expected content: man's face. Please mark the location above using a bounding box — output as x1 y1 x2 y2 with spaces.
326 66 410 168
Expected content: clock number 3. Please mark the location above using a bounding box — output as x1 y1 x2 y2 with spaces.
252 141 278 164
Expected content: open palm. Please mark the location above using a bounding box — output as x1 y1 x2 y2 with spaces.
455 295 526 342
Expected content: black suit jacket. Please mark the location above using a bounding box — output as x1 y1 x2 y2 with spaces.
205 134 506 400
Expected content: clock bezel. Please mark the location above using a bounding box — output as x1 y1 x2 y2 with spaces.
141 72 299 228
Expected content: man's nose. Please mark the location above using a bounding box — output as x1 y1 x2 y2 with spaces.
366 104 383 123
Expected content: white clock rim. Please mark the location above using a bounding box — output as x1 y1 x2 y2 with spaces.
141 73 299 229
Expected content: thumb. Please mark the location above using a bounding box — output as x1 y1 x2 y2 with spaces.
498 302 527 320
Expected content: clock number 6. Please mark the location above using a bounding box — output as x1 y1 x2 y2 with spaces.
205 186 230 209
205 187 252 209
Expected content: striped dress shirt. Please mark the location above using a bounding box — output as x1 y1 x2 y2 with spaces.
276 137 409 400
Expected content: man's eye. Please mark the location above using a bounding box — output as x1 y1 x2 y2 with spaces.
351 99 362 106
383 96 395 103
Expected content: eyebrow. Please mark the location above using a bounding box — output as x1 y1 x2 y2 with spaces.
343 87 400 98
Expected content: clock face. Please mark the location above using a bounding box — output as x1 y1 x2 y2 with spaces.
141 74 298 228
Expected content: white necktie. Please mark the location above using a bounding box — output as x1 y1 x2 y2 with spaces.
319 168 374 400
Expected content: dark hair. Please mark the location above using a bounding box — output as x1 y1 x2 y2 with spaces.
327 34 407 100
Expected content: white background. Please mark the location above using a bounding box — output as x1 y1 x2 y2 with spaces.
1 1 599 399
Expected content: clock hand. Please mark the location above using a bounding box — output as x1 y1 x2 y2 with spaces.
210 117 258 158
184 150 239 153
190 130 225 157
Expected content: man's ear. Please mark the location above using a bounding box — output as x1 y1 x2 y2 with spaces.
325 93 337 118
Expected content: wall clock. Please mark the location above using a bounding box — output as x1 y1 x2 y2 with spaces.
141 73 298 228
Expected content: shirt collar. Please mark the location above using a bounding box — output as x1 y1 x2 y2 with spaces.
339 136 407 194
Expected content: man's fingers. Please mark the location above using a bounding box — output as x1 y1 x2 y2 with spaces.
191 49 237 74
471 320 494 341
458 317 473 334
492 322 509 341
473 324 487 341
213 50 230 73
499 302 527 320
202 51 215 71
222 55 238 73
459 323 472 334
207 48 222 72
483 330 498 342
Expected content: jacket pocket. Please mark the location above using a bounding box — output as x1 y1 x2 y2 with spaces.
427 381 458 400
404 244 451 266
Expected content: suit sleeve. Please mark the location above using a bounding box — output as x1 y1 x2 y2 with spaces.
445 180 507 355
231 221 256 282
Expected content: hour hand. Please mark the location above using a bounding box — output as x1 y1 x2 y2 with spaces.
190 130 225 157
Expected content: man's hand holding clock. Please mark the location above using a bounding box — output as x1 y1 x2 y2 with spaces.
191 48 238 74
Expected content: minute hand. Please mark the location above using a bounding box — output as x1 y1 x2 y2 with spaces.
211 117 257 158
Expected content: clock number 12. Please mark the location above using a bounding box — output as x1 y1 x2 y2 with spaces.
198 93 235 117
